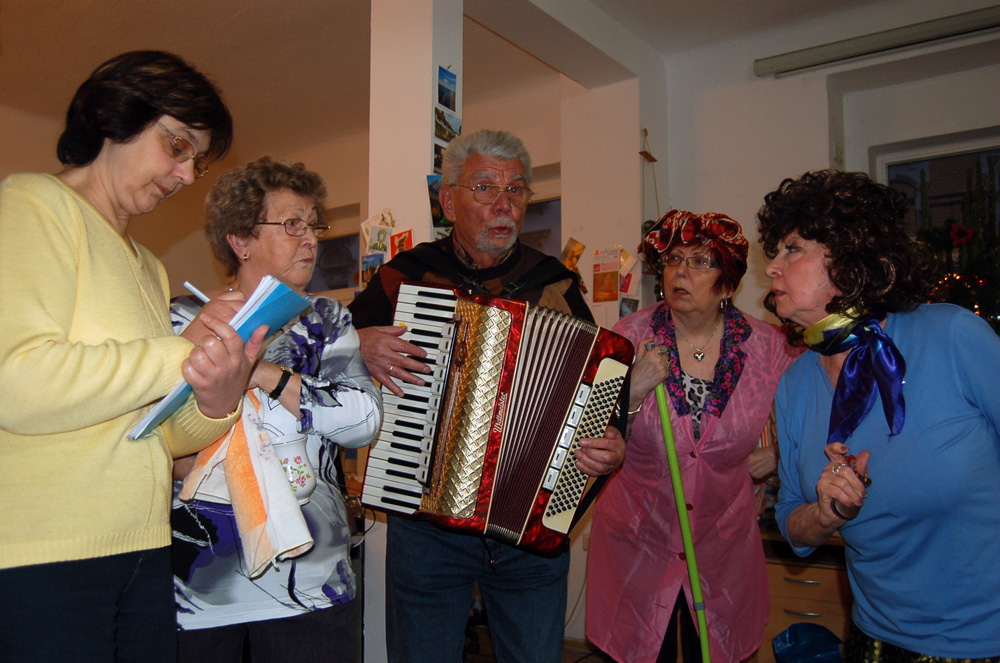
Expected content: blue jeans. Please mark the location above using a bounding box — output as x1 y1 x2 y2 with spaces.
0 547 175 663
385 515 570 663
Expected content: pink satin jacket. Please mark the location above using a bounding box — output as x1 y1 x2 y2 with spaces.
587 303 798 663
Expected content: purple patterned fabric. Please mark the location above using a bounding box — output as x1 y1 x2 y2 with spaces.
169 294 380 630
649 301 750 418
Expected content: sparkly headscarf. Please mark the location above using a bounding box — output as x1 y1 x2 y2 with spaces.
643 209 749 288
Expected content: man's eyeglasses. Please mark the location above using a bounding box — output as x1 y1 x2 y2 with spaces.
664 254 717 270
455 183 533 206
157 122 209 179
257 218 330 238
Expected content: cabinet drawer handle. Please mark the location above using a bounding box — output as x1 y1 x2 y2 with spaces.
784 609 823 618
783 577 821 585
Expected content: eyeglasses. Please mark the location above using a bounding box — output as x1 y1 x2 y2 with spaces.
664 254 718 270
157 122 209 179
455 183 533 206
257 218 330 238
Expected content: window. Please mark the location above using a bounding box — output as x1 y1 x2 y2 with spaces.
883 144 1000 331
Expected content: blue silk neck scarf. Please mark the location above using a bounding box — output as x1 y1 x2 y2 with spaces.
804 311 906 446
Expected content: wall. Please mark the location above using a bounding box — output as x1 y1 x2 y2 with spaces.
843 61 1000 173
0 106 62 178
559 76 641 641
664 0 1000 322
463 73 563 173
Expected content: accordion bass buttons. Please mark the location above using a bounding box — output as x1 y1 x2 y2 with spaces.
541 384 593 492
542 382 591 492
541 424 579 491
543 467 562 491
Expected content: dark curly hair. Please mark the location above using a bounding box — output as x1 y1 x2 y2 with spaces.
57 50 233 167
757 169 936 326
205 156 327 276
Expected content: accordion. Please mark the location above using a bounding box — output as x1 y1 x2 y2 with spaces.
361 283 634 555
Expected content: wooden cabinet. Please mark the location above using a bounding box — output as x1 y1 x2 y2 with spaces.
757 559 852 663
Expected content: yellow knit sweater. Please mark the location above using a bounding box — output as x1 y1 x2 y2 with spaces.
0 174 238 569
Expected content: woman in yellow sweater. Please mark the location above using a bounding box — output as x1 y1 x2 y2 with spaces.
0 51 263 663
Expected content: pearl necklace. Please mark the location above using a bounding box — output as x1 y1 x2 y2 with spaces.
674 318 721 362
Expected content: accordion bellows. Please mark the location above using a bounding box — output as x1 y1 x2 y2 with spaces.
362 283 634 555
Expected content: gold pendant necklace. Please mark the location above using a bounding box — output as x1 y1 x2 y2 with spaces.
675 318 720 362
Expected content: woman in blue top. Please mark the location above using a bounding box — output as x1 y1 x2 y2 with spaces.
758 169 1000 661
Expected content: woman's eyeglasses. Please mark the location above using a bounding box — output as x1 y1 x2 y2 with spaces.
157 122 209 179
257 218 330 238
664 254 717 270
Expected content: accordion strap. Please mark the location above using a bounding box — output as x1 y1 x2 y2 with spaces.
400 241 580 300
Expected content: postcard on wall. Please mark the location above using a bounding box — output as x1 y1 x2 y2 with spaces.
620 272 633 294
390 229 413 258
360 253 384 288
434 107 461 142
437 66 457 112
617 244 637 275
428 174 450 231
361 208 396 252
620 297 639 319
561 237 585 271
592 247 621 304
369 225 391 253
433 142 447 174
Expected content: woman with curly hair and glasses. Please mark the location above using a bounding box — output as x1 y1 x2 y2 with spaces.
587 210 798 663
760 170 1000 661
170 156 382 663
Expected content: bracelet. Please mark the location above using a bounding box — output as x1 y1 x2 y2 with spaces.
830 500 857 521
627 401 643 417
268 365 293 400
207 404 241 421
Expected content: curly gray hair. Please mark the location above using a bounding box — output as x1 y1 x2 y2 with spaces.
440 129 532 187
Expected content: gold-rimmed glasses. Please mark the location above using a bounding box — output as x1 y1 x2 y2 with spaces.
454 182 533 206
156 122 209 179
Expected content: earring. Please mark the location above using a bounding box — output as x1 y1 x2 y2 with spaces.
720 298 729 311
242 253 249 261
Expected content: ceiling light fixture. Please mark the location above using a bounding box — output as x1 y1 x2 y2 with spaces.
754 5 1000 77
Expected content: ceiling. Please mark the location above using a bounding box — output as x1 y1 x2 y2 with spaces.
0 0 931 160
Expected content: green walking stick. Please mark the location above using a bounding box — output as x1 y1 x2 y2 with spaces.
654 383 711 663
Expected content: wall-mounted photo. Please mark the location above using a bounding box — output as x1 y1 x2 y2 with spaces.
437 66 457 112
434 107 461 142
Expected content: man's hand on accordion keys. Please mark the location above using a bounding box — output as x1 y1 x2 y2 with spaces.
575 425 626 476
356 325 432 397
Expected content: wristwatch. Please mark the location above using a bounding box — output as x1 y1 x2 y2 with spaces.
268 365 293 400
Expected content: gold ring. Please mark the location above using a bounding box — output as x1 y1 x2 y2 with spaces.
831 462 846 477
388 365 393 374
